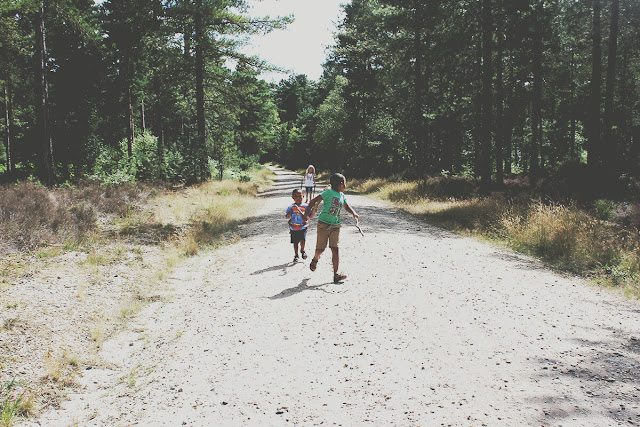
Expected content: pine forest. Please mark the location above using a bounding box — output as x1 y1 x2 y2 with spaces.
1 0 640 197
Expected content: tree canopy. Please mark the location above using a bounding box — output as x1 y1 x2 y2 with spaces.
2 0 639 198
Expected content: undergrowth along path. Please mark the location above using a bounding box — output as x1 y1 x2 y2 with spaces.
26 166 640 426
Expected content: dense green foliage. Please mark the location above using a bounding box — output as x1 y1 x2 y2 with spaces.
1 0 640 199
0 0 288 184
274 0 640 199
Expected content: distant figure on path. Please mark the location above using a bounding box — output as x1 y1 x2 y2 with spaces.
301 165 316 203
303 173 359 283
286 189 313 263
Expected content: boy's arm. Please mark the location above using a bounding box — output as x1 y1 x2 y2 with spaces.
344 202 359 221
306 204 316 219
285 206 292 219
303 194 322 221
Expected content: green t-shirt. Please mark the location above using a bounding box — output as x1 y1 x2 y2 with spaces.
317 188 346 226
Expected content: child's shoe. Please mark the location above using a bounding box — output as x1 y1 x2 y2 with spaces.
293 254 299 262
333 273 347 283
301 250 307 259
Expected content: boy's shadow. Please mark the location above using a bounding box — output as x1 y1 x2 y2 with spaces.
251 262 292 276
268 278 334 299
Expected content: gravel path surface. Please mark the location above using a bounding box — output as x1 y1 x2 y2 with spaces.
26 167 640 426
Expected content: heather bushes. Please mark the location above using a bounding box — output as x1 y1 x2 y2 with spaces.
0 181 153 254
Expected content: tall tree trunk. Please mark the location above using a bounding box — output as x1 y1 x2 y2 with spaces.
530 0 543 180
495 0 505 185
473 20 482 177
194 1 208 181
570 48 576 161
74 95 89 179
184 23 192 64
452 84 464 174
604 0 619 170
3 82 11 174
159 121 165 178
182 26 192 163
124 51 134 157
141 97 146 134
413 0 426 177
504 105 514 175
479 0 493 190
504 42 516 176
619 41 632 163
154 76 165 179
587 0 602 172
35 3 53 185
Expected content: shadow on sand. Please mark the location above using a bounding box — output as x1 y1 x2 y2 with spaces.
251 262 293 276
530 329 640 425
268 278 336 299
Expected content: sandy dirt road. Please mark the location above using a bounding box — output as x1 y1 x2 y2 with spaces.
26 167 640 426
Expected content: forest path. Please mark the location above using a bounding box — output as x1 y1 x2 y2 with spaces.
27 166 640 426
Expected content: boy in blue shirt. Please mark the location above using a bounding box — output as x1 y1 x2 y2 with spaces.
302 173 359 283
286 189 313 262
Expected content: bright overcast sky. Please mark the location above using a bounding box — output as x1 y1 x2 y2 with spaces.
94 0 344 83
242 0 346 83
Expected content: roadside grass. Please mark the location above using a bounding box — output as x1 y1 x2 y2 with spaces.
0 166 273 422
351 178 640 299
148 179 264 255
43 351 80 387
1 379 33 427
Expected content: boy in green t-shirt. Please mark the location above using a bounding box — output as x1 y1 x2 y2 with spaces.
302 173 359 283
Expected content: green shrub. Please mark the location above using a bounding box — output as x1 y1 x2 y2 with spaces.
594 199 616 221
164 150 185 182
91 141 136 185
91 133 171 184
417 175 478 200
132 133 162 181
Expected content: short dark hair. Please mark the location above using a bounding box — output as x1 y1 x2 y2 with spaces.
292 188 302 197
330 173 345 190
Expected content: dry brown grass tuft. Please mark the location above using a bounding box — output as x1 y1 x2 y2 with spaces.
503 203 623 270
148 180 262 254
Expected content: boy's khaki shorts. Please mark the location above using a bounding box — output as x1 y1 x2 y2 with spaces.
316 222 341 249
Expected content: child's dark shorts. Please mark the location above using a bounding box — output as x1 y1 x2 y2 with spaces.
290 229 307 244
305 186 313 193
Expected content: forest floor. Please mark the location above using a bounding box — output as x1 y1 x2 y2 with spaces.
16 166 640 426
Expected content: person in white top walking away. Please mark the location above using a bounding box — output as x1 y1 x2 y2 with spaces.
301 165 316 203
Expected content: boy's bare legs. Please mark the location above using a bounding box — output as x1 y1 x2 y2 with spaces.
312 248 323 263
331 247 346 282
293 242 299 262
300 240 307 259
330 247 339 274
311 247 345 281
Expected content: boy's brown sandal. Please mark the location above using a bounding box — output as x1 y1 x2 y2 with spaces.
309 258 318 271
333 273 347 283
